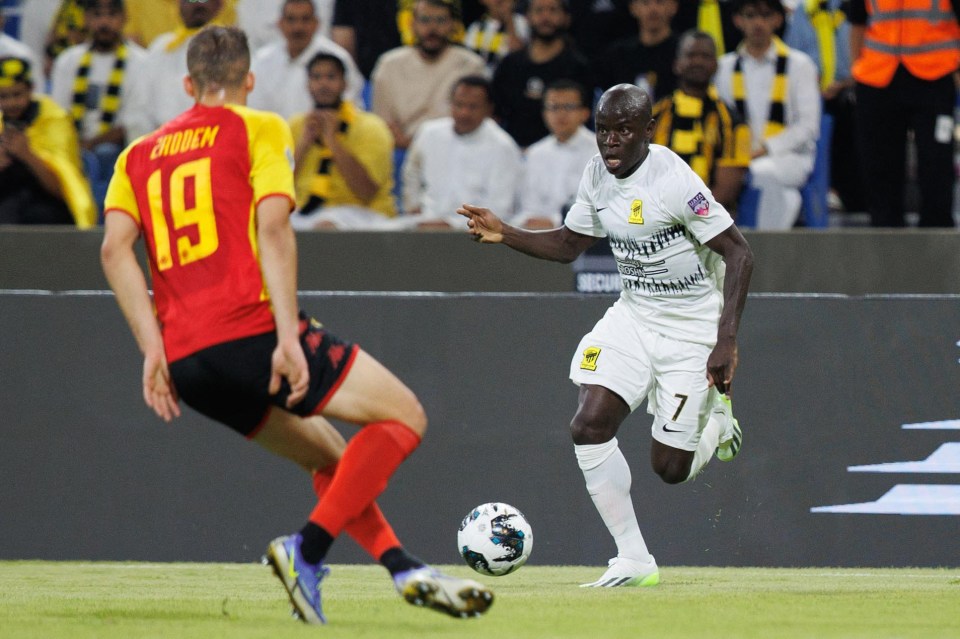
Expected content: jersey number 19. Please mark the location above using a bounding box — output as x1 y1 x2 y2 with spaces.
146 157 219 271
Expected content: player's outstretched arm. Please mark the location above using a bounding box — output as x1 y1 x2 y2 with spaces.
458 203 597 263
704 224 754 394
257 195 309 407
101 213 181 422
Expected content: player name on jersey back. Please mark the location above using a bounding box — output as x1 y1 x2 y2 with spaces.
150 125 221 160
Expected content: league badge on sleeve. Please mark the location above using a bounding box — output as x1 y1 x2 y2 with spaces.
580 346 601 371
687 193 709 217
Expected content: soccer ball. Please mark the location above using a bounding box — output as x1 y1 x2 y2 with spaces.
457 502 533 576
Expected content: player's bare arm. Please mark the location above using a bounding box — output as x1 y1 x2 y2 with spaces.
256 195 309 407
458 203 597 262
704 224 754 394
100 213 181 422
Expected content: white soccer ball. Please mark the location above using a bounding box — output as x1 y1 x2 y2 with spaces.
457 502 533 576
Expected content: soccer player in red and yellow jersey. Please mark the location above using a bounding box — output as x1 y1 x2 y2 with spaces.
100 26 492 625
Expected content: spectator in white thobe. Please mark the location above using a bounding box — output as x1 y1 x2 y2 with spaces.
401 74 522 229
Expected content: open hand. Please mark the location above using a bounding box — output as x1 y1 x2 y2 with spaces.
142 349 180 422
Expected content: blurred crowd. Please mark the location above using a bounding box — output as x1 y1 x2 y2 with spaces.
0 0 957 230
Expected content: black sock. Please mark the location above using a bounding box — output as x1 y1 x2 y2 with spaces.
299 522 334 564
379 546 425 576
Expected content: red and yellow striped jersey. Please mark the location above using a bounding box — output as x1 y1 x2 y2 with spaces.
104 103 296 362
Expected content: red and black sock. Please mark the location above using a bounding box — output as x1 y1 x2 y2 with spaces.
301 420 421 563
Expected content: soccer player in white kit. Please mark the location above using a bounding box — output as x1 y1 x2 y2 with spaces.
458 83 754 587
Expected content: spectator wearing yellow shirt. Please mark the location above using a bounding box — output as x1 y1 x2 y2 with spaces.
397 0 467 46
122 0 226 139
290 52 396 230
123 0 237 47
43 0 86 76
652 30 750 211
0 57 96 227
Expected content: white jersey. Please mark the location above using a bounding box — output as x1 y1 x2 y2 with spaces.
565 144 733 345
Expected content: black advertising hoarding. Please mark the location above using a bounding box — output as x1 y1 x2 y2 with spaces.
0 293 957 567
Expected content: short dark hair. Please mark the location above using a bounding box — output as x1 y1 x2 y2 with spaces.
732 0 785 16
186 26 250 93
414 0 461 21
527 0 571 14
451 74 493 103
281 0 316 14
81 0 124 11
306 52 345 77
544 79 589 108
676 29 718 56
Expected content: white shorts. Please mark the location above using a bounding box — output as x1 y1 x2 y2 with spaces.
568 300 713 451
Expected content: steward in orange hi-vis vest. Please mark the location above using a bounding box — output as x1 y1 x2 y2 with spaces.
850 0 959 227
853 0 960 87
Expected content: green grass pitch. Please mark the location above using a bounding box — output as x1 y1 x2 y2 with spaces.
1 562 958 639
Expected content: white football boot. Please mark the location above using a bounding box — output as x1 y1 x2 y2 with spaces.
714 393 742 462
394 567 494 618
580 556 660 588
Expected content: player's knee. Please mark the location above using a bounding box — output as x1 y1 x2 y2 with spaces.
398 393 428 437
569 414 617 445
652 457 692 485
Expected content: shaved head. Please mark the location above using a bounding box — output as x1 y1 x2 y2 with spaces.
596 83 653 126
594 84 655 178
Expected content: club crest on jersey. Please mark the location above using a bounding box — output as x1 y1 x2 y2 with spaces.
628 199 644 225
688 192 709 216
580 346 601 371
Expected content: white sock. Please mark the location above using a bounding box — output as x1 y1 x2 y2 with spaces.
686 415 722 481
575 439 653 563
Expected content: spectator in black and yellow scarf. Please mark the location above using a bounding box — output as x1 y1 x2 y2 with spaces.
0 56 97 227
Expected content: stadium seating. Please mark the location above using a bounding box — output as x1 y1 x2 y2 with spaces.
736 111 833 229
799 113 833 228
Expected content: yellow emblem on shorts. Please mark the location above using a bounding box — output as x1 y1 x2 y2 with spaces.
628 199 644 224
580 346 601 371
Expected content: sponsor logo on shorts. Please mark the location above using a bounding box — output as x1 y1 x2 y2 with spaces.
688 192 709 216
305 331 322 355
580 346 601 371
628 199 644 225
327 343 347 369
